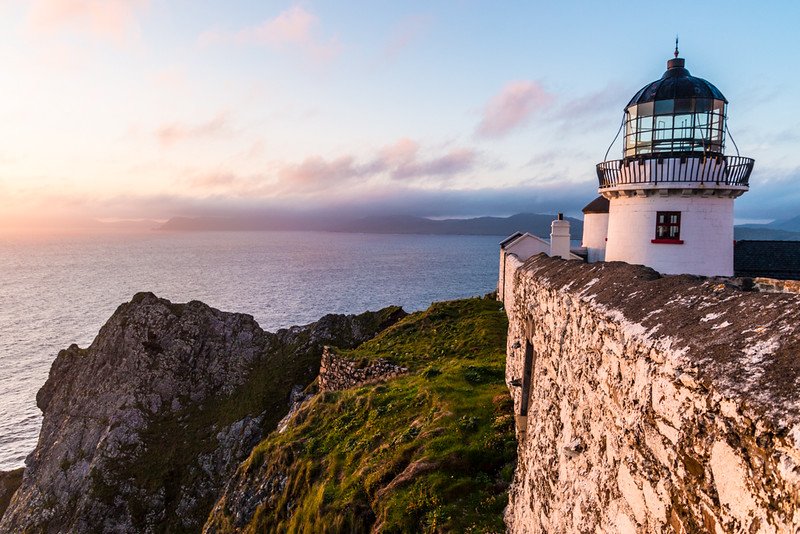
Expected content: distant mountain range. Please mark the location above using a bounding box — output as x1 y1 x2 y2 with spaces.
158 213 584 239
735 215 800 240
156 213 800 241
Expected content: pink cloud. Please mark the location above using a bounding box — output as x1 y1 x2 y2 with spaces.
377 138 419 167
155 112 232 147
274 139 478 192
476 81 555 138
372 138 476 180
198 6 342 62
277 155 362 192
392 148 476 180
27 0 148 44
187 172 237 189
179 138 479 197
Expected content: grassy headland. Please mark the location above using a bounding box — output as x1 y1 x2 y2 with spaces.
207 296 515 533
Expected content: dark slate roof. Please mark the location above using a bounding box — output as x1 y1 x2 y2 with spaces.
582 196 610 214
627 58 727 108
500 232 523 249
734 241 800 280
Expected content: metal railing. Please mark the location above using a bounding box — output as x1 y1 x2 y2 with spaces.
596 154 754 189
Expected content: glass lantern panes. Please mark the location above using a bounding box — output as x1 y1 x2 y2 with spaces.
623 98 726 158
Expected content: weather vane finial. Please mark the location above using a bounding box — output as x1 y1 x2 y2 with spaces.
674 35 679 58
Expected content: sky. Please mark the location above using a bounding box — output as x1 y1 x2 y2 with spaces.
1 0 799 231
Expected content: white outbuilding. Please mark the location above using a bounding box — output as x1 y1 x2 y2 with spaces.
498 216 583 301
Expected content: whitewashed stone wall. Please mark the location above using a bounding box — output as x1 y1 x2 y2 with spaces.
504 255 800 534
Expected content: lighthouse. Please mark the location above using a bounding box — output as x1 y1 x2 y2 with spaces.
590 46 754 277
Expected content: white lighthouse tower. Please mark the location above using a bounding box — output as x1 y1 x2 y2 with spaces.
594 46 754 277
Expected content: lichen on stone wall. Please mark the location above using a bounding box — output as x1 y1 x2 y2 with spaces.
503 254 800 534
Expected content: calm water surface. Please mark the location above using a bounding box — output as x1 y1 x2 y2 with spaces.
0 231 502 470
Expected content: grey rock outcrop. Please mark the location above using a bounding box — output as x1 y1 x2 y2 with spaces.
0 292 404 533
0 469 23 520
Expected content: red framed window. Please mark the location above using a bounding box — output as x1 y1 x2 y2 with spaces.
652 211 683 244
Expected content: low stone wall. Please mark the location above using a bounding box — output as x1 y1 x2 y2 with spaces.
754 277 800 294
318 347 407 392
504 255 800 533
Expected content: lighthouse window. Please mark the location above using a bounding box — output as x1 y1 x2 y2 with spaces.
654 211 682 243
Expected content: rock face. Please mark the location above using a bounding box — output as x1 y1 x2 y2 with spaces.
0 292 404 533
502 254 800 533
0 469 23 520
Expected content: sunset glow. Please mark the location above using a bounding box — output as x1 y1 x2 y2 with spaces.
1 1 799 232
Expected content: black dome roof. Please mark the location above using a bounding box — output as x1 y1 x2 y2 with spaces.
626 58 727 108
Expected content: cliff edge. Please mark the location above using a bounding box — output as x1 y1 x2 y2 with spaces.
0 292 404 533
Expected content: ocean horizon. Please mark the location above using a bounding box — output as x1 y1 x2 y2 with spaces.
0 230 503 470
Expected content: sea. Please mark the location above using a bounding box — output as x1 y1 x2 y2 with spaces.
0 231 503 471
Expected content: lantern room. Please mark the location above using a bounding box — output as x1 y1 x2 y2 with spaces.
623 57 727 158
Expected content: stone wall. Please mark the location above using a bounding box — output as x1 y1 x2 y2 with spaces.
318 346 407 392
504 255 800 533
754 277 800 294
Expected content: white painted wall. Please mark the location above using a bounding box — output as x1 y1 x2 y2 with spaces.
498 234 551 300
506 234 550 261
550 220 571 260
605 194 734 276
581 213 609 263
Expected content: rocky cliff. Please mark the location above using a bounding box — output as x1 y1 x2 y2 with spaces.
503 254 800 533
0 469 22 520
0 293 404 533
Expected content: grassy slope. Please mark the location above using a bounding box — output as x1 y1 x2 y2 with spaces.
208 297 515 533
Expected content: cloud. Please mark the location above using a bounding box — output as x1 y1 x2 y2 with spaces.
370 138 477 181
370 138 475 180
9 181 594 228
277 139 479 192
382 15 431 60
557 85 627 120
276 156 364 192
187 172 238 189
736 166 800 221
155 112 233 147
180 139 480 197
476 81 555 139
27 0 148 44
198 6 342 62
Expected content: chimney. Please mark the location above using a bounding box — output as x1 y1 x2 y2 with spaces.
550 213 571 259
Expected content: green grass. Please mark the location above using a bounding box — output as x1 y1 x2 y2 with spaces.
207 296 514 533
